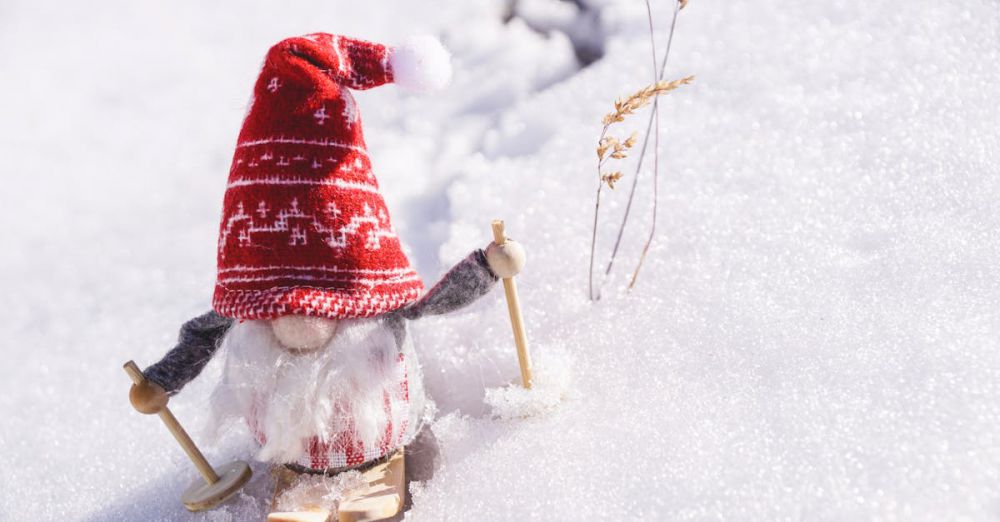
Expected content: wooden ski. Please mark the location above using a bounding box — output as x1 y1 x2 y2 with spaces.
268 448 407 522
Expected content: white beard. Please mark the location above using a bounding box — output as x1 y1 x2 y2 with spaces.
208 317 417 465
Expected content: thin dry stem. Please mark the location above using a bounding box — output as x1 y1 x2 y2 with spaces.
628 0 663 291
588 180 603 300
601 0 685 290
588 0 692 301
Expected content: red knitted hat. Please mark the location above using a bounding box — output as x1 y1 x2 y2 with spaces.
213 33 452 320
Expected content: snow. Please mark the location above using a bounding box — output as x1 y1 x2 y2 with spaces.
2 0 999 520
272 470 366 513
483 345 574 420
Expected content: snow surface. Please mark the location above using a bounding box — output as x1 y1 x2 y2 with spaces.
2 0 1000 520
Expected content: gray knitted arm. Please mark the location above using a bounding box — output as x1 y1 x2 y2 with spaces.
143 311 233 395
398 249 499 320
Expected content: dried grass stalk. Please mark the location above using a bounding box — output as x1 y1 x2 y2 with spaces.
587 0 692 301
588 75 691 300
595 77 693 191
601 76 694 127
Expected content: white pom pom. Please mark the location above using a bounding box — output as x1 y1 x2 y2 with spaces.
390 35 452 93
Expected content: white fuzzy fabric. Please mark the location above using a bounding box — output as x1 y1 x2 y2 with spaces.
390 35 452 92
208 318 411 464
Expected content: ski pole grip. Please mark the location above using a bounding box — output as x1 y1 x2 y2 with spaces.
492 220 507 246
124 360 146 385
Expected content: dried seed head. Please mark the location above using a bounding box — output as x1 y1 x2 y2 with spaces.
601 171 623 189
597 76 694 190
603 76 694 129
597 137 613 160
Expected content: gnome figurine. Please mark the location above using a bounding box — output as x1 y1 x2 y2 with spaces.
128 33 525 518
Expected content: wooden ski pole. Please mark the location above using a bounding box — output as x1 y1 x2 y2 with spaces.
492 220 533 389
124 361 220 484
124 360 252 511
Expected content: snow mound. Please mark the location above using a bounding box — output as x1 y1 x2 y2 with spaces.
483 345 573 419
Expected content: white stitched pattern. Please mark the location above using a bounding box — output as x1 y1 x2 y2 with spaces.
218 202 250 258
331 35 346 75
341 90 359 128
237 137 369 156
217 273 423 287
214 285 423 320
316 203 395 250
218 199 398 254
219 265 417 275
226 176 379 194
313 106 331 125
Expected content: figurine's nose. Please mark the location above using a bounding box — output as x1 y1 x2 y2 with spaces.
270 315 339 352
